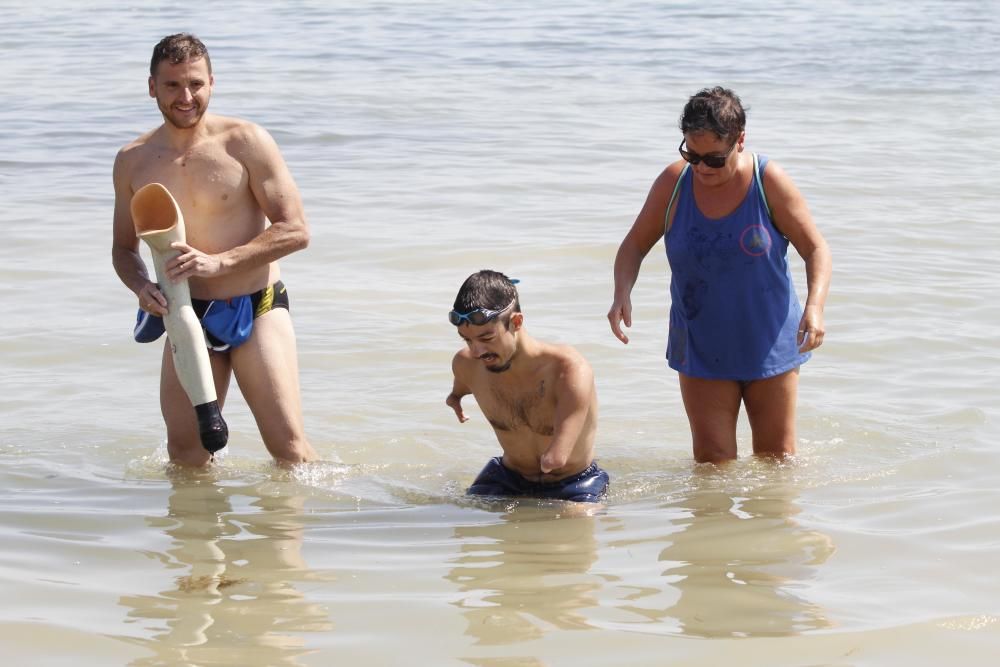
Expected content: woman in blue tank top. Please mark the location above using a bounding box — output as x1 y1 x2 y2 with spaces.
608 87 831 464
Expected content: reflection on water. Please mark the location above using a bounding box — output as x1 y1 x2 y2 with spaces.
446 506 602 648
649 473 836 637
119 473 333 666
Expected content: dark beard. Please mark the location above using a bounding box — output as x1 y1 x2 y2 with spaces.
163 110 203 129
483 338 517 374
158 99 205 129
486 359 513 374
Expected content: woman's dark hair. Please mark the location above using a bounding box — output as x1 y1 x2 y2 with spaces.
679 86 746 140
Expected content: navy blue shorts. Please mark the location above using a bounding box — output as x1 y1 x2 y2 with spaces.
467 457 610 503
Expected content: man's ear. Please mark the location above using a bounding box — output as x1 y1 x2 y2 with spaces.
510 312 524 331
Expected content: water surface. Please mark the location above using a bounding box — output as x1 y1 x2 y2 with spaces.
1 1 998 664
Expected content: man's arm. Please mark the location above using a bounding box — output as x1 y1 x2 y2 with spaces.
166 122 311 282
111 148 168 315
446 353 473 423
539 355 594 474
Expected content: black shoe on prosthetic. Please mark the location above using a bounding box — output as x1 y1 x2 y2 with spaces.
194 401 229 454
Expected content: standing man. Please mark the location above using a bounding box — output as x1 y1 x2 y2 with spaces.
446 270 608 503
112 33 316 466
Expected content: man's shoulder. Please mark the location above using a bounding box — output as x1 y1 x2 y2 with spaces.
114 127 162 172
117 126 159 156
206 115 278 162
535 340 593 380
543 340 591 365
206 114 268 141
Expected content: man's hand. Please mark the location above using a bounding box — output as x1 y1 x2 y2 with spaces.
166 241 224 281
137 281 168 316
446 392 469 423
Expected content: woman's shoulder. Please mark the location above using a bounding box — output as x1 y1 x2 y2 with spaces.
652 159 689 196
755 155 798 197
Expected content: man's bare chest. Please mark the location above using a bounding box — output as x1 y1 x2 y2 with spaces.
476 377 555 435
131 147 249 216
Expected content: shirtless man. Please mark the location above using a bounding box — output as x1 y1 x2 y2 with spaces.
112 33 316 466
445 270 608 503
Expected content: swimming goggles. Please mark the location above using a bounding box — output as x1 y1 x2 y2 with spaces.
678 137 738 169
448 298 516 326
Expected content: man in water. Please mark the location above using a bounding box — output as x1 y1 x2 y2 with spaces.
445 270 608 503
112 33 316 466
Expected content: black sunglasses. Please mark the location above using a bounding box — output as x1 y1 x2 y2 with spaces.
448 298 516 326
678 138 738 169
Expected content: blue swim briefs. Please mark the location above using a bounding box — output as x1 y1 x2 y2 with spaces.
133 280 289 351
467 457 610 503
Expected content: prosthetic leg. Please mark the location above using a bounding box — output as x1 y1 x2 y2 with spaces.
131 183 228 454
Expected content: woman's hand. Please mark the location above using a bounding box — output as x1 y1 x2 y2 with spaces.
797 305 825 352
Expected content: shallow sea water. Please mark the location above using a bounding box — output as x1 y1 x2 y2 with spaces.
1 1 999 665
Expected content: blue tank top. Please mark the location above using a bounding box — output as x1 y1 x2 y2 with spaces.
664 155 810 380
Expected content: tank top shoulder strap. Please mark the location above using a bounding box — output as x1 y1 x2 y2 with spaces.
663 163 690 236
753 153 772 220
